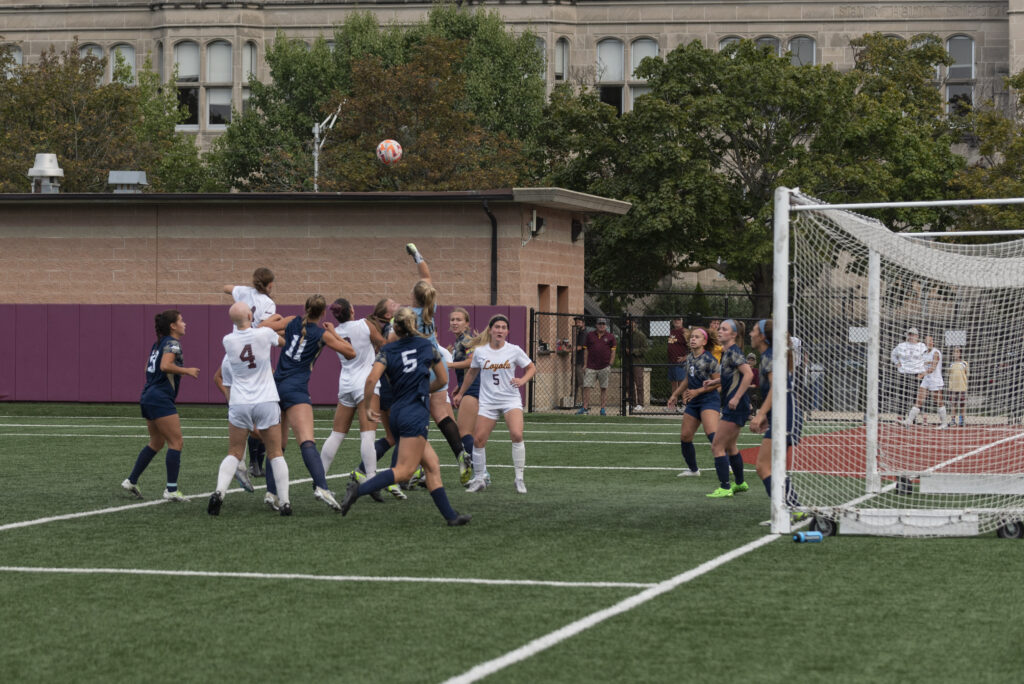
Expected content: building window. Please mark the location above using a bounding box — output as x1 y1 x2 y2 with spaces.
719 36 741 50
597 38 624 115
205 41 233 128
788 36 815 66
631 38 657 79
242 87 252 115
947 84 973 116
535 37 546 82
111 44 136 83
554 37 568 81
174 41 200 129
156 41 164 81
80 44 103 60
755 36 781 56
207 41 232 83
946 35 974 114
207 87 232 127
242 42 257 82
4 45 22 77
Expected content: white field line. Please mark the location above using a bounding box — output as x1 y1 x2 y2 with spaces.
0 566 654 590
444 534 781 684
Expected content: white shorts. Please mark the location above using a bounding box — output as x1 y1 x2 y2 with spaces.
337 386 365 408
228 402 281 431
921 377 944 392
477 401 523 422
220 354 233 387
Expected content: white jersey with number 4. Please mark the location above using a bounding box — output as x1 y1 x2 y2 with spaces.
472 342 532 407
223 326 280 405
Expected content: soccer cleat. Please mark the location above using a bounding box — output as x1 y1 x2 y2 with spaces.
677 469 701 477
207 490 224 516
340 479 359 516
514 478 527 494
233 463 255 493
790 511 810 523
466 477 488 493
351 470 386 502
385 484 407 500
280 502 292 517
633 405 644 413
121 478 143 500
314 486 342 512
483 471 492 486
575 407 588 415
162 489 187 502
706 487 734 498
600 408 607 416
247 463 265 479
457 451 473 486
264 492 280 511
447 513 472 527
401 466 426 491
731 482 750 493
405 242 418 257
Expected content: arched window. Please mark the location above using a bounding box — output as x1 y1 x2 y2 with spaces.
111 44 136 83
535 36 546 81
242 42 257 81
755 36 781 56
719 36 741 51
155 41 164 82
173 41 200 128
596 38 624 115
206 41 232 83
947 35 974 79
206 41 233 128
631 38 657 79
80 44 103 60
788 36 815 66
4 45 22 78
554 37 569 82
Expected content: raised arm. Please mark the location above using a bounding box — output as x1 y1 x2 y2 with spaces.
406 243 431 284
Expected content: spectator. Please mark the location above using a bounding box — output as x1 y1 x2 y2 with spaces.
577 318 617 416
627 319 648 412
667 318 688 410
572 315 588 408
747 352 761 409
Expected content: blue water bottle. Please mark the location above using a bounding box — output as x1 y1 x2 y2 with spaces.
793 531 823 543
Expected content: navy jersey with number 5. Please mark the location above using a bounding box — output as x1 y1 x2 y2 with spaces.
375 336 441 437
141 335 184 401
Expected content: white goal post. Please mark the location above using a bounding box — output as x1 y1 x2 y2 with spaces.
771 187 1024 537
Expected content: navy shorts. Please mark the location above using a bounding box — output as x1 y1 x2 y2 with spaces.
379 381 394 412
276 377 311 411
140 391 177 421
668 365 686 382
390 402 430 439
684 393 721 420
461 376 481 400
764 408 803 446
720 406 751 427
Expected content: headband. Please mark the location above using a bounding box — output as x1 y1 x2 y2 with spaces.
757 319 767 337
722 319 738 334
693 327 708 343
489 314 510 328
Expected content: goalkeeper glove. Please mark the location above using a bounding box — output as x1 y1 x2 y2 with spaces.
406 243 424 264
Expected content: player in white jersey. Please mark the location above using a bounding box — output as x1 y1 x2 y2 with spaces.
208 301 289 516
319 297 388 487
453 314 536 494
891 327 928 423
904 334 949 429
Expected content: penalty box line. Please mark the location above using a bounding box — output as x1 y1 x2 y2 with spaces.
0 566 654 590
443 533 781 684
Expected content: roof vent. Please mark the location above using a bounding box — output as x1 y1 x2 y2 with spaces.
27 153 63 194
108 170 148 194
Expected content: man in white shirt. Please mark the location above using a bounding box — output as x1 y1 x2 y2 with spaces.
209 302 288 516
890 327 928 424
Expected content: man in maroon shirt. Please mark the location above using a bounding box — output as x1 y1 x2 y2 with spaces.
577 318 617 416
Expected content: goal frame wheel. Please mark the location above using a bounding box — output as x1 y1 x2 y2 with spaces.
996 520 1024 539
809 516 837 537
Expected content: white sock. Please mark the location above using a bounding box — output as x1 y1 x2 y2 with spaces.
472 446 487 477
321 431 346 474
270 457 290 504
906 406 920 423
360 430 377 477
938 406 948 424
511 441 526 481
216 455 238 493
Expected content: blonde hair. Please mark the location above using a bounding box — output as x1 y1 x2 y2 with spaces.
252 267 275 296
412 280 436 328
392 307 427 339
301 294 326 342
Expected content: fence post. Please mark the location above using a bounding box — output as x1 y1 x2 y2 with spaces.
528 308 536 413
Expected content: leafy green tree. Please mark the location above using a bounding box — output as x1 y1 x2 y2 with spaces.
0 43 205 192
541 34 964 316
207 2 544 190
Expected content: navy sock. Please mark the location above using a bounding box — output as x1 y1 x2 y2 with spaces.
728 451 744 485
165 449 181 492
374 437 393 461
713 456 731 489
358 469 396 496
461 434 474 455
430 486 459 521
300 440 329 490
128 445 158 483
266 457 277 495
437 416 463 458
763 474 772 497
706 432 715 443
247 436 263 469
680 441 698 471
785 477 801 507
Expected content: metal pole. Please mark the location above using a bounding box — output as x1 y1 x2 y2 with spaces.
771 186 792 535
312 122 320 192
865 250 882 492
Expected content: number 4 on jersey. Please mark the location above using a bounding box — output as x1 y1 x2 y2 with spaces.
240 344 256 369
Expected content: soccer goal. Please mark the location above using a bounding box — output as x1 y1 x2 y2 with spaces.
770 187 1024 538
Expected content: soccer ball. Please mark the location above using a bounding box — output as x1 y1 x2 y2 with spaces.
376 139 403 165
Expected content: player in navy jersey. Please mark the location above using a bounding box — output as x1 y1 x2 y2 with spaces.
340 307 470 526
666 327 721 477
121 310 200 501
705 319 753 498
399 243 472 481
448 307 480 484
749 320 804 520
271 294 355 512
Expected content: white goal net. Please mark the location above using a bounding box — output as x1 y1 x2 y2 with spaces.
772 188 1024 537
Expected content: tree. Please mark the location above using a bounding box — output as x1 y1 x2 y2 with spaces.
207 3 545 190
0 43 206 192
541 35 964 316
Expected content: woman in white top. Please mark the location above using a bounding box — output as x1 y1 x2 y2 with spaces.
903 334 949 428
319 297 386 480
890 327 928 423
453 315 536 494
